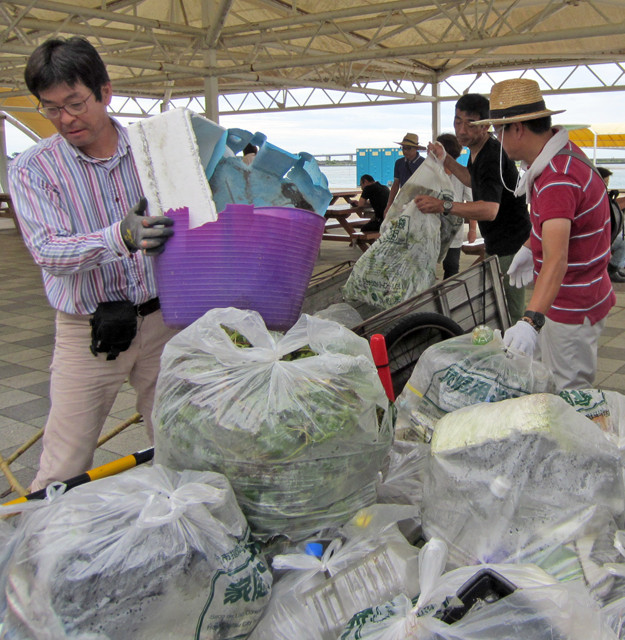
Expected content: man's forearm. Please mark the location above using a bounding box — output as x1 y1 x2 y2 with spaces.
525 257 567 315
449 200 499 221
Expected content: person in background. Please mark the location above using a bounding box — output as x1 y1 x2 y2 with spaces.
383 133 425 216
597 166 625 283
477 78 614 390
436 133 473 279
348 174 390 232
9 37 177 491
242 142 257 165
415 94 531 323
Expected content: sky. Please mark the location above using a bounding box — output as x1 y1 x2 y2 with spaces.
5 85 625 159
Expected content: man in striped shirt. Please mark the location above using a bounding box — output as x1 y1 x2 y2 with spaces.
9 37 177 491
475 79 615 390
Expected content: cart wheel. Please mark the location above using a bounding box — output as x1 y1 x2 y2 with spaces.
384 312 464 398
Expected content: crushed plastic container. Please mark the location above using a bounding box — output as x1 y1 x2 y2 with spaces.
154 203 325 330
302 540 420 640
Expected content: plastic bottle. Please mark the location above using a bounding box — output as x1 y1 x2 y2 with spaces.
302 541 420 640
472 324 494 345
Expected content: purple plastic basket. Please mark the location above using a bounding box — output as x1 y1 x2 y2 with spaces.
154 204 325 330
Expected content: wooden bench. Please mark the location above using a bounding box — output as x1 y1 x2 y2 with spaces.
0 194 21 236
351 231 380 252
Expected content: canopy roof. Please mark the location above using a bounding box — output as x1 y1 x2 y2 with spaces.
0 0 623 122
567 123 625 149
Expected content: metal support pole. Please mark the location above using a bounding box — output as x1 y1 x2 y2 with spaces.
203 49 219 123
202 0 233 123
432 81 441 142
0 116 8 193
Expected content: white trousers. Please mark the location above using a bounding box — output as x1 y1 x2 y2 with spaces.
32 309 178 491
536 315 605 392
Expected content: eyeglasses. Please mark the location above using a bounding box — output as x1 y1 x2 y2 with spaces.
401 146 415 151
37 93 93 120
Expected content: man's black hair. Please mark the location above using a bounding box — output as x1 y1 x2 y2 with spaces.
455 93 489 121
522 116 552 134
243 143 258 155
24 37 109 102
436 133 462 160
598 166 613 180
360 174 374 184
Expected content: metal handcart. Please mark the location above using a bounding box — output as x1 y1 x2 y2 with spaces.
302 255 511 397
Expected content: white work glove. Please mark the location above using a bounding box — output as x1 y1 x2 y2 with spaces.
507 245 534 288
503 320 539 357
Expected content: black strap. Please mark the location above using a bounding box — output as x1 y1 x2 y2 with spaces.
555 149 602 178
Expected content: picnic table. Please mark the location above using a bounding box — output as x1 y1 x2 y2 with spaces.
324 189 380 252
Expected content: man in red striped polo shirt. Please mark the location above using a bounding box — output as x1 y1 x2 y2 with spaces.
475 78 615 391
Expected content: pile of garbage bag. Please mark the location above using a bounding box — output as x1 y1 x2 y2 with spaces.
153 308 393 541
0 465 272 639
6 312 625 640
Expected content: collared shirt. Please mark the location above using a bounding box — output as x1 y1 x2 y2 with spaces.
9 118 157 315
531 140 615 325
393 154 424 187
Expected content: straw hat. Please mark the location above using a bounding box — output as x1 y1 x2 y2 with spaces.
473 78 565 125
394 132 426 149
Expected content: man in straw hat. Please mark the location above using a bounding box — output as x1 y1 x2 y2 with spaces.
474 78 615 390
383 132 426 215
415 94 530 323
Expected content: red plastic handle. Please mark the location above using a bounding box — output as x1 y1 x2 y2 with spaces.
370 334 395 402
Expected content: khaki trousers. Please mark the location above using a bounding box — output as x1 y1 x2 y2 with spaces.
32 309 178 491
536 315 605 392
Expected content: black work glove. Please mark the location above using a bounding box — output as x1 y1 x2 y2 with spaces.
120 197 175 256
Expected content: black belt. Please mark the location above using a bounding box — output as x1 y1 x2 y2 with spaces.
135 297 160 317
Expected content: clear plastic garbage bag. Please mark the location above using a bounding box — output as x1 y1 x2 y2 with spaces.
377 440 430 543
340 538 617 640
250 505 419 640
0 518 18 625
0 465 272 640
342 155 454 310
153 308 393 541
394 329 556 443
382 154 461 263
313 303 364 329
559 388 625 447
422 394 624 582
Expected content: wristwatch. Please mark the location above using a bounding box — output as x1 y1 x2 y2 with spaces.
520 310 545 332
442 200 453 215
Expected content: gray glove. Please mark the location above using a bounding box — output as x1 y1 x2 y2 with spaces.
120 197 174 256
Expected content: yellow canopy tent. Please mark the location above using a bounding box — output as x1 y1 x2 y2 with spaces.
0 94 56 140
564 124 625 162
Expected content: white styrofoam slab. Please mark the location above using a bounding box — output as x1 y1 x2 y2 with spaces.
128 108 226 228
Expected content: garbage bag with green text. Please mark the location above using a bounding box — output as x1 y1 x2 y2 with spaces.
340 538 617 640
0 465 272 640
342 154 455 310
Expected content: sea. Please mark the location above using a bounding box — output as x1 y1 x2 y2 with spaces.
321 163 625 190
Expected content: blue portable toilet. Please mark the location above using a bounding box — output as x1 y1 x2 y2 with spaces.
356 147 402 187
457 147 470 166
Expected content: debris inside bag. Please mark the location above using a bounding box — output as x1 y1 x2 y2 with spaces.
0 465 272 640
153 308 393 541
422 394 624 582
